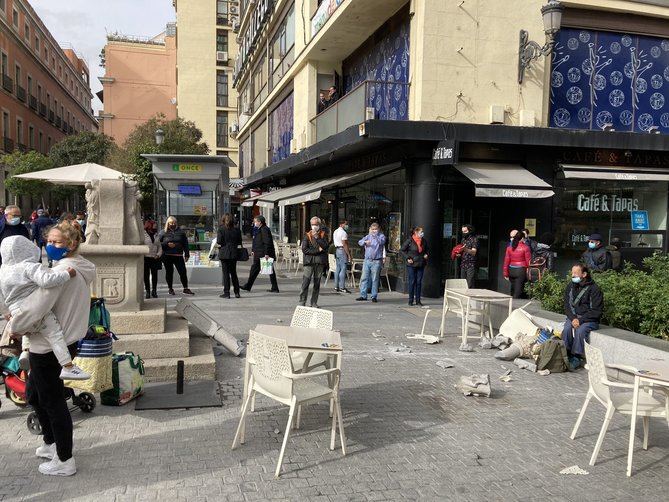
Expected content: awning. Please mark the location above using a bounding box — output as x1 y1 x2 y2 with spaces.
560 164 669 181
454 163 554 199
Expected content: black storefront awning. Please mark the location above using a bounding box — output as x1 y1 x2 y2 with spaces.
454 163 555 199
561 164 669 182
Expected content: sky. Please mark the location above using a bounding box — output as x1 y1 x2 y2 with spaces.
30 0 176 113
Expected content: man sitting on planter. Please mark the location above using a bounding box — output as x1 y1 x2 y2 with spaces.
562 263 604 366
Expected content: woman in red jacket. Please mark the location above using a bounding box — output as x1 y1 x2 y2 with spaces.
503 230 531 298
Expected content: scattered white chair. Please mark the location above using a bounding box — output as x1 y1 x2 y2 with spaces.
418 278 467 336
323 254 337 287
570 342 668 474
290 306 334 374
379 257 392 291
348 260 363 288
232 331 346 478
293 248 304 276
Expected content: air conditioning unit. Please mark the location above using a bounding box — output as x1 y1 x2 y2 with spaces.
232 19 240 33
229 123 239 139
216 51 229 62
365 107 375 121
229 5 239 15
489 104 505 124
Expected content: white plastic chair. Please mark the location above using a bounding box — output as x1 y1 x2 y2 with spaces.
379 257 392 291
348 260 363 288
290 306 334 373
323 254 337 287
418 278 467 336
232 331 346 478
293 248 304 276
570 342 668 472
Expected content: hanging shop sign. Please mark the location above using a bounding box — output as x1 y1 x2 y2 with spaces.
631 210 650 231
432 140 457 166
576 193 639 213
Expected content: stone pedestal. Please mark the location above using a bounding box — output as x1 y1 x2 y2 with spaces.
79 244 148 312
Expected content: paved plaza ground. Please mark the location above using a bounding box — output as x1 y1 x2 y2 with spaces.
0 261 667 501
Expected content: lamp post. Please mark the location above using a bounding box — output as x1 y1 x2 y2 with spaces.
154 128 165 146
518 0 564 84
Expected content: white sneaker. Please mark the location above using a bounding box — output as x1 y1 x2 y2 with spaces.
18 351 30 371
35 442 57 460
59 365 90 380
38 455 76 476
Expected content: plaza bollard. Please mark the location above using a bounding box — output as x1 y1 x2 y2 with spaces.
176 360 185 394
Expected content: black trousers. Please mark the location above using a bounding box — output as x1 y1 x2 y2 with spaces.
460 266 476 288
27 344 78 461
508 267 527 299
163 254 188 289
143 257 159 293
244 257 278 291
220 259 240 295
300 264 324 306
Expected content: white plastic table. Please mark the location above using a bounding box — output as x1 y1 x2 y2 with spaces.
618 361 669 476
440 288 513 343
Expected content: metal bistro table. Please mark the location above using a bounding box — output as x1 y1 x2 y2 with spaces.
617 361 669 476
241 324 343 408
439 288 513 344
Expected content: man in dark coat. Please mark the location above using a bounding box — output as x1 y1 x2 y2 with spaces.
581 233 612 271
299 216 329 307
0 205 31 265
31 209 53 252
240 215 279 293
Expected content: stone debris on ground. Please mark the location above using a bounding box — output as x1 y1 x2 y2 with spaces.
436 359 456 369
405 333 440 344
389 346 412 354
275 318 283 323
491 334 511 349
478 339 493 349
273 428 280 435
559 465 589 475
455 374 492 397
458 342 474 352
514 358 538 372
538 369 551 376
375 356 385 361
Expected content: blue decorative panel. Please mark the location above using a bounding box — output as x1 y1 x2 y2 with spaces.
550 28 669 132
342 11 410 121
269 92 293 165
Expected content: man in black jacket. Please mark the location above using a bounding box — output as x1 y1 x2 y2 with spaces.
561 263 604 362
240 215 279 293
299 216 329 307
581 233 612 271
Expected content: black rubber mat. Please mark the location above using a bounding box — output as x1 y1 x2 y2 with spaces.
134 380 223 410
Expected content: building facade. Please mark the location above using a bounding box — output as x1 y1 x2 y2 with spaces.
0 0 97 205
98 25 177 145
173 0 239 178
236 0 669 297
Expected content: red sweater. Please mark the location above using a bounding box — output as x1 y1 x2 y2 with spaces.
503 241 531 277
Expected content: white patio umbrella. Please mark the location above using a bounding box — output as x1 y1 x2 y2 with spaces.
14 162 124 185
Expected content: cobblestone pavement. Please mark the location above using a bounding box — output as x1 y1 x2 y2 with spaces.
0 263 667 501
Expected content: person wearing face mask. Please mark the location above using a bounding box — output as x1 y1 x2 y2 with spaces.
503 229 531 299
458 224 478 288
400 226 429 306
75 211 87 242
0 205 30 265
562 263 603 365
240 215 279 293
143 219 162 299
356 222 386 303
31 209 54 258
299 216 329 307
332 219 352 293
581 233 612 272
158 216 193 296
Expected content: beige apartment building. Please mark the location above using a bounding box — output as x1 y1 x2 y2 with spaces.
173 0 239 178
233 0 669 297
98 25 177 145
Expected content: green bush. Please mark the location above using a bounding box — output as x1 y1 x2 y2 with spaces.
527 254 669 340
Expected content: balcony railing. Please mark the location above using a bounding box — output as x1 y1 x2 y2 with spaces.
68 125 73 134
62 121 68 132
29 95 37 110
2 74 13 93
17 143 27 153
55 116 62 127
48 110 55 123
3 137 14 153
16 85 26 102
39 103 47 117
311 80 410 143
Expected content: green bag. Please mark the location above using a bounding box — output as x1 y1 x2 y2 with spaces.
536 338 571 373
101 352 145 406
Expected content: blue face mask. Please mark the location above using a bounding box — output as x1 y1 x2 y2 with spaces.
571 276 582 284
588 242 597 249
46 244 69 261
7 216 20 226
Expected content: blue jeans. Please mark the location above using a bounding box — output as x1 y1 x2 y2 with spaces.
359 259 382 299
335 248 348 289
562 319 599 357
406 266 424 302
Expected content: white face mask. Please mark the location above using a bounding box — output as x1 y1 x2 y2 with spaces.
311 225 320 232
418 231 424 238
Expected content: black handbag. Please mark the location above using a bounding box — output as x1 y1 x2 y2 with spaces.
237 247 250 261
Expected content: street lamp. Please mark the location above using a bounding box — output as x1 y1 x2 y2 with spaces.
154 128 165 146
518 0 564 84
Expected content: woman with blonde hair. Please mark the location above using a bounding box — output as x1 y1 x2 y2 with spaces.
158 216 193 295
9 220 96 476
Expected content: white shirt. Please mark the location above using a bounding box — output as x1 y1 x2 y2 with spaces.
333 227 348 247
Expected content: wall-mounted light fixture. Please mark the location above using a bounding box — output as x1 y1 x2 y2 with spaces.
518 0 564 84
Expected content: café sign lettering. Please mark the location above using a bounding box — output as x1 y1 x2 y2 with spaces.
577 193 639 212
432 140 457 166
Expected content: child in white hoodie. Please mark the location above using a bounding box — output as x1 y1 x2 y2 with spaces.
0 236 89 380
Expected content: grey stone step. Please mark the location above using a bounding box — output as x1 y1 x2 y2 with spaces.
142 336 215 383
114 314 189 359
110 299 167 335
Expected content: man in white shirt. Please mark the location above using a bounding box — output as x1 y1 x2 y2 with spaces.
332 219 352 293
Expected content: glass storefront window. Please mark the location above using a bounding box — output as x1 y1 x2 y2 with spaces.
553 179 668 270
